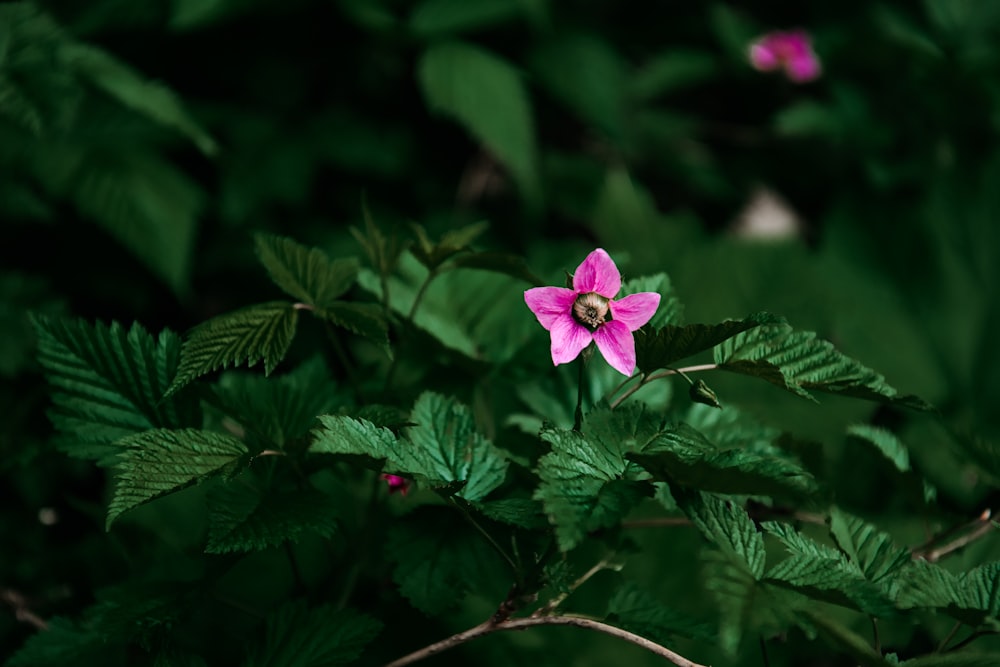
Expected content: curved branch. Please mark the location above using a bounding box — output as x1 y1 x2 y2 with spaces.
383 613 709 667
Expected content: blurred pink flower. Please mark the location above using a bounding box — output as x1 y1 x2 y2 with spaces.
749 30 821 83
524 249 660 376
381 473 411 495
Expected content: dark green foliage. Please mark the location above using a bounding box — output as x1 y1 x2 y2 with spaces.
244 601 381 667
635 312 782 372
254 233 359 308
606 582 715 642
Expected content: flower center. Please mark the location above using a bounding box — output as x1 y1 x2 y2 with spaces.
572 292 611 330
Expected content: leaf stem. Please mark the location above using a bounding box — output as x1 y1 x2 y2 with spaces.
610 364 719 409
937 620 962 653
946 629 999 653
382 613 710 667
911 508 995 562
533 554 617 616
449 498 520 580
574 356 585 431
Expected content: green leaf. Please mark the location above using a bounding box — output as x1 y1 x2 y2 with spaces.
606 582 715 642
448 251 545 285
700 548 759 655
62 42 216 155
418 41 540 207
636 312 782 374
403 392 509 501
630 424 818 500
385 508 508 614
410 0 522 37
410 220 489 270
800 608 889 667
676 490 766 579
714 324 931 409
33 315 199 464
245 601 381 667
472 497 548 529
619 273 684 328
902 654 1000 667
107 428 248 528
316 301 389 347
253 233 359 308
167 302 299 396
312 393 508 502
628 50 718 100
205 481 339 554
896 559 1000 625
534 426 654 551
6 617 117 666
829 508 910 584
848 424 911 473
209 358 344 449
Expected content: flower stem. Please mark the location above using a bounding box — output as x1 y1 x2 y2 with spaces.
609 363 718 409
574 357 585 431
382 613 709 667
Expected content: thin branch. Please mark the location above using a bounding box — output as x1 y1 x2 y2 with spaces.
534 555 618 616
937 620 962 653
449 498 520 577
621 517 693 529
610 364 718 409
622 506 825 531
870 616 881 654
382 613 710 667
912 509 995 563
946 629 999 653
0 589 48 630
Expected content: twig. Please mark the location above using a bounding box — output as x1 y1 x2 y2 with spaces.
622 507 825 531
937 620 962 653
382 613 710 667
533 555 618 616
0 588 48 630
912 509 995 563
870 617 881 654
610 364 718 409
449 498 520 577
946 629 999 653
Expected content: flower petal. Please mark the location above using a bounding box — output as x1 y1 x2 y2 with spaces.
572 248 621 298
593 320 636 376
610 292 661 332
786 52 821 82
550 317 593 366
749 41 780 71
525 287 577 330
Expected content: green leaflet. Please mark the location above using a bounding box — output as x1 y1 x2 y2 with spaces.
901 654 1000 667
848 424 911 473
384 507 509 615
534 423 654 552
311 392 508 502
714 324 931 409
619 273 684 329
762 522 897 617
107 428 249 528
315 301 389 348
677 490 766 579
635 312 782 374
245 601 381 667
605 582 716 642
629 423 818 500
829 508 911 584
410 0 524 38
209 358 345 450
205 481 339 554
410 220 489 270
418 41 540 207
167 301 299 396
253 233 359 308
895 559 1000 625
32 315 200 464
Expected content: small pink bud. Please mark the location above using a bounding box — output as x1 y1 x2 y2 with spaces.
748 30 821 83
381 473 411 496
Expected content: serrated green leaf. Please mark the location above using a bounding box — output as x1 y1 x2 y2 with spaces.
902 653 1000 667
636 312 781 374
33 315 199 464
535 426 654 551
167 302 299 396
700 547 757 655
245 601 381 667
210 358 344 449
630 423 818 500
472 497 548 529
676 490 765 578
316 301 389 347
449 251 544 285
312 393 508 501
829 508 910 584
848 424 911 473
418 41 540 206
403 392 508 501
253 233 359 307
714 325 931 409
107 428 248 528
385 508 508 614
205 481 339 554
606 582 715 642
896 559 1000 625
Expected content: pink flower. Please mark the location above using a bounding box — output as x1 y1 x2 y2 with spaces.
524 249 660 376
381 473 411 495
748 30 821 83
